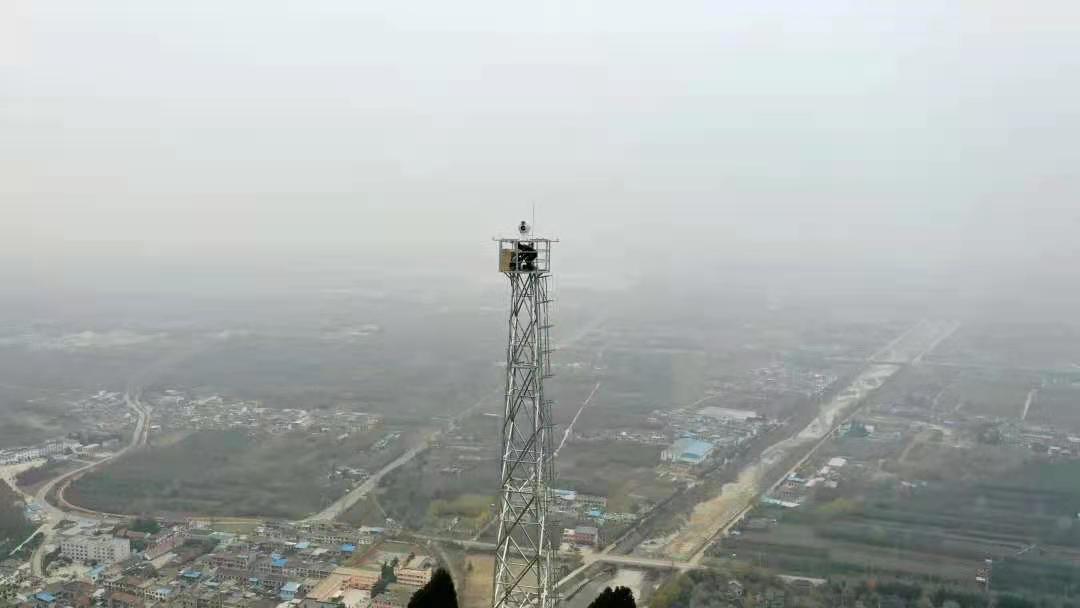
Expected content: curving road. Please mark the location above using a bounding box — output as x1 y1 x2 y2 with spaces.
29 388 149 576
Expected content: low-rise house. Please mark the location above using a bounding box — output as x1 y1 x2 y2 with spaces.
570 526 599 546
107 591 143 608
146 527 188 560
306 566 381 602
278 582 301 601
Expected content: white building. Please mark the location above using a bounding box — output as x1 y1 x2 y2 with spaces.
0 440 79 465
60 535 131 565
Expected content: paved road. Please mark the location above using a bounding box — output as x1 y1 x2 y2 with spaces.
555 382 601 458
557 321 963 587
50 390 150 516
677 321 959 564
29 388 149 576
410 535 700 575
6 523 46 558
1021 388 1037 421
306 391 496 522
306 439 434 522
0 465 49 562
553 545 702 589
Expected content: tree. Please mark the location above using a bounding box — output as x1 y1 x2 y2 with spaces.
408 568 458 608
651 574 693 608
587 586 636 608
381 561 398 583
130 518 162 534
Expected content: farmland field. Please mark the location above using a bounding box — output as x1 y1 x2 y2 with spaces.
718 459 1080 597
67 429 411 519
460 553 495 608
1026 385 1080 432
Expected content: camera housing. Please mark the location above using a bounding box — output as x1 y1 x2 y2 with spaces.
518 221 531 236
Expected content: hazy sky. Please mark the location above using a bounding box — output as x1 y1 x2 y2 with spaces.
2 1 1077 290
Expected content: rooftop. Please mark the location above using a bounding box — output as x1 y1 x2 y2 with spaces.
672 438 714 459
401 555 431 570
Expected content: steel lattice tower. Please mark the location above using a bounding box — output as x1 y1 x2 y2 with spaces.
492 227 557 608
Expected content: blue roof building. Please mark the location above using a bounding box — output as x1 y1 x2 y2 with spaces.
340 543 356 554
35 592 56 604
664 438 714 465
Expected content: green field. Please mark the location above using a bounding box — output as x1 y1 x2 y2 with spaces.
558 440 675 512
928 323 1080 370
0 482 34 557
361 445 498 531
0 386 86 449
67 429 406 519
720 460 1080 597
1027 384 1080 431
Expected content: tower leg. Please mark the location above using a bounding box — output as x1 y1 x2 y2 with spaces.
491 265 556 608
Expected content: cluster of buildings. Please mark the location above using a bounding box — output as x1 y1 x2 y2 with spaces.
652 407 775 472
661 438 715 466
766 457 848 507
659 407 769 456
68 391 134 431
53 524 192 570
694 362 839 417
1 561 31 602
551 489 637 548
148 391 383 438
301 550 433 608
0 440 80 466
0 437 119 467
563 526 599 547
978 416 1080 460
552 489 607 515
0 390 133 466
7 521 434 608
745 364 837 401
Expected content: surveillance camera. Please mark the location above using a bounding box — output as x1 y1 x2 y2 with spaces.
518 221 530 235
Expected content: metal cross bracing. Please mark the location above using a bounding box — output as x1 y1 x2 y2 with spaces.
492 236 557 608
